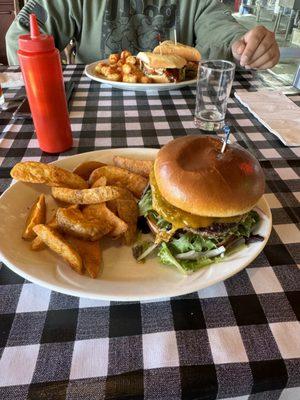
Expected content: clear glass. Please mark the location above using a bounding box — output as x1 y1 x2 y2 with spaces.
0 84 4 106
194 60 235 131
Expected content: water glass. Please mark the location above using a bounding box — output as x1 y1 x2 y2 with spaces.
194 60 235 131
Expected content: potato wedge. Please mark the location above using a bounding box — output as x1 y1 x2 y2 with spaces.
91 176 107 188
83 204 128 238
33 224 83 274
22 194 46 240
51 186 123 204
113 156 153 178
11 161 88 189
89 166 147 198
116 199 138 245
56 207 112 241
68 237 102 279
31 214 58 251
73 161 106 181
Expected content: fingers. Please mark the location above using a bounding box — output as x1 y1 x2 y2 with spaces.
240 26 267 67
231 38 246 61
245 31 275 65
246 44 280 69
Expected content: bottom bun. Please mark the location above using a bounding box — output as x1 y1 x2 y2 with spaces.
146 74 170 84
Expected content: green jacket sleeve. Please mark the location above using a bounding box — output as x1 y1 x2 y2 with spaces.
6 0 82 65
194 0 247 60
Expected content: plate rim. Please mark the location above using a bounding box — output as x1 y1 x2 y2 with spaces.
0 147 272 301
84 61 197 90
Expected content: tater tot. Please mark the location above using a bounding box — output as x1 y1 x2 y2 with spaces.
95 62 106 74
126 56 136 65
109 53 120 64
139 75 153 83
121 50 132 60
117 59 124 67
100 65 111 76
122 63 132 75
107 73 122 82
123 74 138 83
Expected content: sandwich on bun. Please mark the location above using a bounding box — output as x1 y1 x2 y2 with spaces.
136 52 187 83
135 135 265 274
153 40 201 79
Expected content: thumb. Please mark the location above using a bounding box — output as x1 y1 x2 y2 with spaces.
231 38 246 61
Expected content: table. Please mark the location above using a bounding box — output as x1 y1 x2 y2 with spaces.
0 65 299 400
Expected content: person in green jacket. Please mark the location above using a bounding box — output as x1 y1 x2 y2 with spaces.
6 0 279 70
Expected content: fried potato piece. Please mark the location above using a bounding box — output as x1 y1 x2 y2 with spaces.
116 199 138 245
89 166 147 198
95 62 106 74
56 207 112 241
106 200 118 214
31 214 58 251
33 224 83 274
91 176 107 188
83 204 128 238
113 155 153 178
11 161 88 189
107 73 122 82
22 194 46 240
73 161 106 181
51 186 123 204
68 237 102 279
126 56 137 65
123 74 138 83
121 50 132 60
109 53 120 65
139 75 153 84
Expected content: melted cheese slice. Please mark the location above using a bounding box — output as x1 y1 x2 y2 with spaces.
150 171 243 230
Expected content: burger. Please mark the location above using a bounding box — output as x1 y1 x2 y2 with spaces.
135 135 265 274
153 40 201 79
136 52 187 83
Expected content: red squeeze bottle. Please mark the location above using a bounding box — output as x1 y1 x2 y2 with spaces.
17 14 72 153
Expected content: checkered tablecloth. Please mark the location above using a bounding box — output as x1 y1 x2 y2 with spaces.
0 65 299 400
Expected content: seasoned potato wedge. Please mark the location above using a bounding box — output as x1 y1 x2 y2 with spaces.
51 186 123 204
33 224 83 274
116 199 138 245
73 161 106 181
22 194 46 240
56 206 112 241
83 203 128 238
68 237 102 279
113 156 153 178
89 166 147 198
11 161 88 189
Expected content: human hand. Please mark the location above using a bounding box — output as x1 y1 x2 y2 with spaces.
231 26 280 70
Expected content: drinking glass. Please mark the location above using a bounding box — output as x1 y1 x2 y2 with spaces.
194 60 235 131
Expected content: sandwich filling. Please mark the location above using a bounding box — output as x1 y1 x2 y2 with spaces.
140 61 186 83
134 171 262 273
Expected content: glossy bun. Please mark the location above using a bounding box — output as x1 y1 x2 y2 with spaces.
154 135 265 217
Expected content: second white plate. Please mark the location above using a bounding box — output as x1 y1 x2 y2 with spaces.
85 61 197 91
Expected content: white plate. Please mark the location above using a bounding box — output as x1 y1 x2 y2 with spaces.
84 61 197 91
0 148 272 301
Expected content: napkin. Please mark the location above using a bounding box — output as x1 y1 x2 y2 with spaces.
0 72 24 88
234 89 300 147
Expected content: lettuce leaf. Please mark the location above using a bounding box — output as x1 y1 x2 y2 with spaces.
138 189 152 216
157 242 188 275
170 233 216 254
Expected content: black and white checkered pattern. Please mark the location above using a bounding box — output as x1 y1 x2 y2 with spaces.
0 65 299 400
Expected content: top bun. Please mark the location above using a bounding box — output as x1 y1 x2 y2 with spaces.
153 41 201 62
136 52 187 69
154 136 265 217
